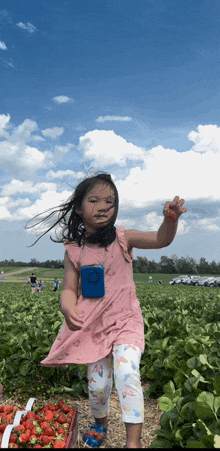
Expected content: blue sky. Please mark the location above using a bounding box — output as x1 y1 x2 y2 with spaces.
0 0 220 264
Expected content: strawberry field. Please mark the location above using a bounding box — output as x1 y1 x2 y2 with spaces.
1 282 220 447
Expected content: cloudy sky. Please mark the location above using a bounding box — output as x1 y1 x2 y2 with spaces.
1 0 220 264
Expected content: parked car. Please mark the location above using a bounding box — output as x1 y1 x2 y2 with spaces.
204 277 217 287
169 275 190 285
189 276 202 286
214 277 220 287
198 277 212 286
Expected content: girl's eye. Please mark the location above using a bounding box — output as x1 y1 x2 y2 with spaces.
90 200 114 204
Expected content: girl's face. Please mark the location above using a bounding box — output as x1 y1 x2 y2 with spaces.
76 182 115 236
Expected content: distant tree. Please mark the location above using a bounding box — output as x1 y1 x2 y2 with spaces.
176 256 197 274
159 256 177 273
197 257 210 274
209 260 219 275
148 259 159 273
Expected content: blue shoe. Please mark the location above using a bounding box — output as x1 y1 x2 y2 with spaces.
82 423 107 447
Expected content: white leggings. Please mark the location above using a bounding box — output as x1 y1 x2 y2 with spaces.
87 344 144 423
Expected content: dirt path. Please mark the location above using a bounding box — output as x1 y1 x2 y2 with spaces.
1 267 36 277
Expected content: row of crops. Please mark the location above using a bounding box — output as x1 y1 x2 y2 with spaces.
1 282 220 447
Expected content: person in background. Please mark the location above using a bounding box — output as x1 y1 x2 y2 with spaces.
29 273 37 293
37 280 46 293
53 278 60 292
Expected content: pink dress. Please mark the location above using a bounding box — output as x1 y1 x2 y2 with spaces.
40 226 145 366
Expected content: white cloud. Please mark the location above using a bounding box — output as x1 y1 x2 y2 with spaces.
0 116 55 176
96 116 132 123
196 218 220 231
0 41 7 50
78 126 220 209
30 135 46 142
1 180 57 196
46 170 84 180
79 130 145 167
0 206 12 220
42 127 64 139
188 124 220 154
0 196 30 208
52 96 73 104
15 188 72 221
16 22 37 33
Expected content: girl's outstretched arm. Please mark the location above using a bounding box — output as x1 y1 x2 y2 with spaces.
125 196 187 250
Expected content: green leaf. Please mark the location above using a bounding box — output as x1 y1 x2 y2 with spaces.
195 392 215 420
199 354 214 368
187 356 199 369
185 441 207 448
214 397 220 415
214 435 220 448
149 438 174 448
214 377 220 396
159 396 175 412
163 380 175 397
19 360 31 376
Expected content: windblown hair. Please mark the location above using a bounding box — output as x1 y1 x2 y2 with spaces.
25 172 119 250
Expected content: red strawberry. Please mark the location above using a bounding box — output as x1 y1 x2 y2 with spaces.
63 405 71 413
24 419 34 430
41 435 53 446
0 423 7 433
57 401 64 409
18 433 29 445
167 210 176 221
3 405 13 414
54 440 66 448
57 414 67 424
14 424 26 434
47 404 57 411
9 434 17 443
57 427 65 435
41 421 50 430
9 444 19 448
26 411 36 420
45 410 54 422
33 446 43 449
43 426 55 437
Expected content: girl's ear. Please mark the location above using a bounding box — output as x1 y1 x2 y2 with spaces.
75 208 82 216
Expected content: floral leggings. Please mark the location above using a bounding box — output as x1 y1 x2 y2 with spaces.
87 344 144 423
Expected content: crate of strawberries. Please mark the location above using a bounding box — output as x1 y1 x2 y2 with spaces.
1 399 78 448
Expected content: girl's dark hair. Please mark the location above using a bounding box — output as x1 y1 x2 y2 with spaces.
25 171 119 250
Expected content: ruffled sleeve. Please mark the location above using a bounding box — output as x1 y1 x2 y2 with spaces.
117 226 133 263
64 240 81 274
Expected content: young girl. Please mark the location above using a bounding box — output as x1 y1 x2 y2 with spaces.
28 172 187 448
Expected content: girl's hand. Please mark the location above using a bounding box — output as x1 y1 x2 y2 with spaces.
62 305 84 331
163 196 187 220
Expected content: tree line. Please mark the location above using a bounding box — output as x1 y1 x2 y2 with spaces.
1 255 220 274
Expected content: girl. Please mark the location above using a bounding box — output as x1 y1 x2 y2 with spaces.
27 172 187 448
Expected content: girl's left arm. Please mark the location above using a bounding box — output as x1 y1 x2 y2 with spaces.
125 196 187 250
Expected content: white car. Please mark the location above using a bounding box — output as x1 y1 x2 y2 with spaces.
169 275 190 285
204 277 217 287
198 277 212 286
214 277 220 287
189 276 202 286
